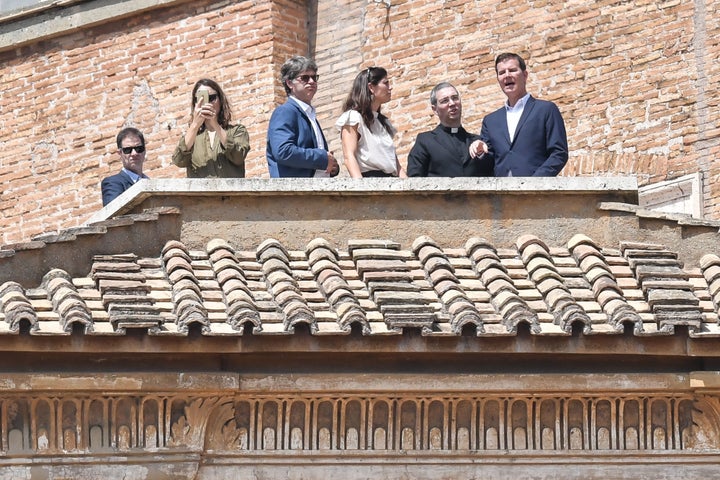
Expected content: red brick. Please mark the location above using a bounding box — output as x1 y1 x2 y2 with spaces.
0 0 719 239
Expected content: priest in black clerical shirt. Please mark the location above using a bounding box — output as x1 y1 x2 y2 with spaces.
407 82 493 177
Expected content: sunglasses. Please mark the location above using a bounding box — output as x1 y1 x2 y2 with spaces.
295 74 319 83
195 93 219 103
121 145 145 154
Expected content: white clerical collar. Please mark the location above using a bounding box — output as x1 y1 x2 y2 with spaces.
441 125 460 134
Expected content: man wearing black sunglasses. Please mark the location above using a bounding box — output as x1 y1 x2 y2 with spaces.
266 55 339 178
101 127 149 206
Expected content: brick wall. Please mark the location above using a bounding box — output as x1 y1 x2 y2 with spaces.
0 0 718 244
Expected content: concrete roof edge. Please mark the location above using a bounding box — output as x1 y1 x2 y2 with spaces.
0 0 190 53
85 176 640 224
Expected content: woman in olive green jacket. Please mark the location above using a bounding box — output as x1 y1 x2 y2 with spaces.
172 78 250 178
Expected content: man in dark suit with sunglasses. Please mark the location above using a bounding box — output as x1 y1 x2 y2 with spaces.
101 127 149 206
266 55 339 178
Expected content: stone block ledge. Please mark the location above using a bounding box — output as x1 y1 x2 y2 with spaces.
88 176 639 224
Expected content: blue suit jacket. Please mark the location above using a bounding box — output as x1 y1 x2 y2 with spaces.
266 99 330 178
480 96 568 177
101 170 138 206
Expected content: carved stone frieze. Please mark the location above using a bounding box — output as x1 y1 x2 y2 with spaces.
1 392 718 456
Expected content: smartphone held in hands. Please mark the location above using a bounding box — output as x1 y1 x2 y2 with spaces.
196 90 209 105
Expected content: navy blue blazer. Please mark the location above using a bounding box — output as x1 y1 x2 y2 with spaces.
101 170 144 206
266 99 330 178
407 125 492 177
480 96 568 177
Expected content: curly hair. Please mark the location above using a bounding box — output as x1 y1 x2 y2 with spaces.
280 56 318 96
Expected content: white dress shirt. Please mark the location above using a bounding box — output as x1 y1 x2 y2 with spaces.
290 96 329 177
505 93 530 142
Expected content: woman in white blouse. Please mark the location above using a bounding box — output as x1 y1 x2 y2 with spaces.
335 67 407 178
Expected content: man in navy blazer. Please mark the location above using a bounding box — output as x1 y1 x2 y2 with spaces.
470 53 568 177
101 127 149 206
266 56 339 178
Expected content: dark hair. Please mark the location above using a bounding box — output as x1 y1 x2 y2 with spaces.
190 78 232 132
116 127 144 148
495 52 527 73
341 66 392 134
280 56 318 96
430 82 458 107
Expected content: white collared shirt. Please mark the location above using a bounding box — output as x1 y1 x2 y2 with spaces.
289 96 324 150
504 93 530 142
122 167 144 183
289 96 328 177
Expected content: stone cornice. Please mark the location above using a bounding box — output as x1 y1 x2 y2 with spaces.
0 0 192 52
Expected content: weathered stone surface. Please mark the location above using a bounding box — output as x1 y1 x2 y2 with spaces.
2 181 720 478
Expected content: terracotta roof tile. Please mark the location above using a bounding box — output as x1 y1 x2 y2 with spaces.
0 281 38 333
1 234 720 339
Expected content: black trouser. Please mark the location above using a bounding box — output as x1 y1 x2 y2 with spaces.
361 170 395 178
